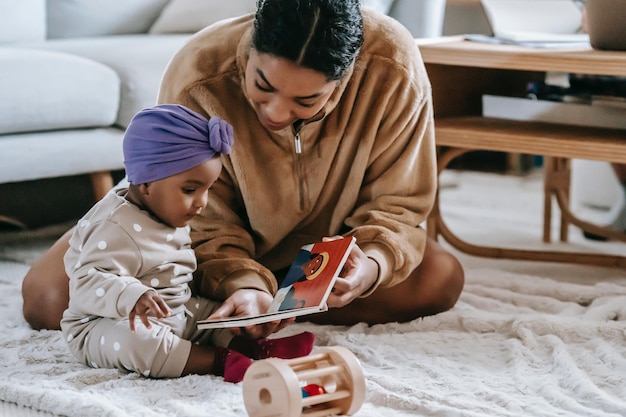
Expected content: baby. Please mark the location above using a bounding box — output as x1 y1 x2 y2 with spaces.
61 104 313 382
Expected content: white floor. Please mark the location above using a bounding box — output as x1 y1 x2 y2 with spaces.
1 169 623 416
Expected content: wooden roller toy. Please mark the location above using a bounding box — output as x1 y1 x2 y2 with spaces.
242 346 366 417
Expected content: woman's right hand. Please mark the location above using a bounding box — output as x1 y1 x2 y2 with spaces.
207 288 294 338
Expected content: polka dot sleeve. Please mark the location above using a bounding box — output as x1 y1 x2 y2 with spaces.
66 220 151 318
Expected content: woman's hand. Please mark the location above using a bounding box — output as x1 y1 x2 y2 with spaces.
129 290 172 332
207 288 295 339
324 236 379 308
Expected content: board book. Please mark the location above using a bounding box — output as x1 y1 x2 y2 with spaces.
197 236 356 329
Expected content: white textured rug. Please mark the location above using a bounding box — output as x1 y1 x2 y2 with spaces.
1 259 626 417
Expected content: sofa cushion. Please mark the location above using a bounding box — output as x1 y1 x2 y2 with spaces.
30 35 191 128
0 48 119 135
149 0 257 34
0 128 124 184
0 0 46 43
47 0 170 39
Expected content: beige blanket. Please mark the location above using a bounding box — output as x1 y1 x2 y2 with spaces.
1 259 625 417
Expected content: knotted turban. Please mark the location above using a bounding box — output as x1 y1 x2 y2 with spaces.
123 104 234 184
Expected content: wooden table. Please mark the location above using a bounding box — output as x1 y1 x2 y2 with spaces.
419 37 626 267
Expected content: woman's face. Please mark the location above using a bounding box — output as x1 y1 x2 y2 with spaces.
245 49 339 131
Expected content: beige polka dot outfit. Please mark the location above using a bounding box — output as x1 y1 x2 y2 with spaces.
61 189 228 378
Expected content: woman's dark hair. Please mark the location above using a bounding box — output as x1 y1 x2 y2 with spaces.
253 0 364 81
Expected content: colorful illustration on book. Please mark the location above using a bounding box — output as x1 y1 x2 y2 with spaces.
197 237 355 328
273 241 345 312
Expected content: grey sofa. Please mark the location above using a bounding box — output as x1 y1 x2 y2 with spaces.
0 0 449 228
1 0 196 205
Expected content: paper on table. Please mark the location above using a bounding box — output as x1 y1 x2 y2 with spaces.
495 31 588 43
480 0 587 46
464 33 589 49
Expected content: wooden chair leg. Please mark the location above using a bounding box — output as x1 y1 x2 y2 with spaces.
543 157 555 243
89 171 114 201
558 158 571 242
543 157 572 243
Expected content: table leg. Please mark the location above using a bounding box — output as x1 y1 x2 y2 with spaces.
433 147 626 267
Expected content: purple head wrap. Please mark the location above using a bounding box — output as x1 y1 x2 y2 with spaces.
123 104 234 184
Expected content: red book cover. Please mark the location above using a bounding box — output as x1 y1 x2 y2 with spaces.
197 236 356 329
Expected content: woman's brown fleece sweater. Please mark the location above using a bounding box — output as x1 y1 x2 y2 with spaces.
158 9 437 301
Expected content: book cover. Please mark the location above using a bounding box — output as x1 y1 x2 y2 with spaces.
197 236 356 329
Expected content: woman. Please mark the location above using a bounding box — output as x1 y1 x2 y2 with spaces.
22 0 464 337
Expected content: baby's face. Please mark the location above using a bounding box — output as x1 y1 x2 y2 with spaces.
143 157 222 228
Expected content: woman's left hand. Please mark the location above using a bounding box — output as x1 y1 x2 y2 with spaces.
206 288 294 339
323 236 378 308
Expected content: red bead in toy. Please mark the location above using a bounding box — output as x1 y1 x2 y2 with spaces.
302 383 325 397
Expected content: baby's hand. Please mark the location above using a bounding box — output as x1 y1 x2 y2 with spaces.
129 291 172 332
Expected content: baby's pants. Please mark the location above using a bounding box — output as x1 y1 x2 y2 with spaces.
64 296 229 378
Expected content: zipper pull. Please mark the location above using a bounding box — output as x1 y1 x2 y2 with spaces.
294 133 302 154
